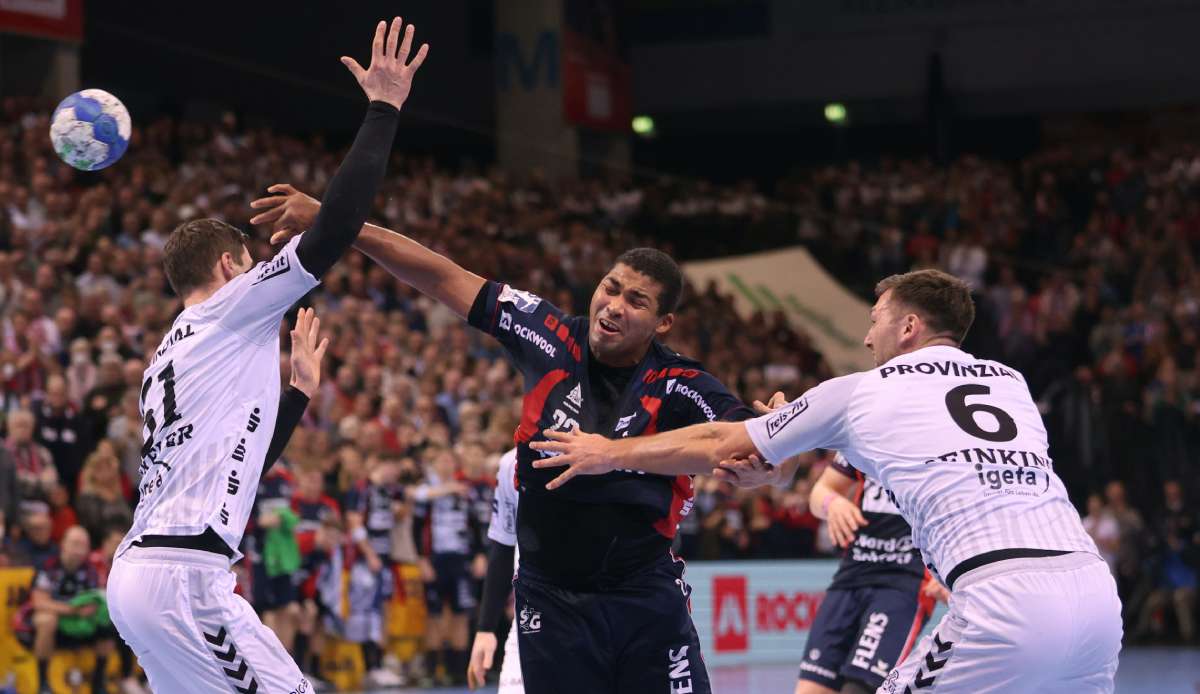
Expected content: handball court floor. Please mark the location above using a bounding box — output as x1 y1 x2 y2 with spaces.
358 646 1200 693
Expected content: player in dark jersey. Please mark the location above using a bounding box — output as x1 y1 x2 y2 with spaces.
250 191 755 694
791 453 942 694
412 448 487 687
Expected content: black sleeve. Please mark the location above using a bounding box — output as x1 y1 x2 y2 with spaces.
295 101 400 279
662 370 756 430
262 386 310 475
465 280 574 373
476 539 516 633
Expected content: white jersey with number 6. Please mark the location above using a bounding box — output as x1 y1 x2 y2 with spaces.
118 235 318 561
745 345 1098 583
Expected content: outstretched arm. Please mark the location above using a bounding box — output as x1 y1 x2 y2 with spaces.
530 421 758 488
530 377 857 490
251 198 484 319
262 18 428 280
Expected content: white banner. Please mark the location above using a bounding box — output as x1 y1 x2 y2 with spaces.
685 560 946 667
682 247 874 375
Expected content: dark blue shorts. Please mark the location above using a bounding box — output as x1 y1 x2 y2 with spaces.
425 552 477 614
515 554 711 694
252 563 297 612
799 584 933 690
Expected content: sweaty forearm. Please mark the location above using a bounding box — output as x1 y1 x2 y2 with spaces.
352 223 485 319
295 101 400 278
476 540 515 634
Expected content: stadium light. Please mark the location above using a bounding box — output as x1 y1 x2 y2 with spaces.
824 102 848 126
632 115 656 137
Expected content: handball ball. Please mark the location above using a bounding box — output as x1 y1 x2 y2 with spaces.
49 89 131 171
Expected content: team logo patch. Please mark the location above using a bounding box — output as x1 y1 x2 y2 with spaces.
250 253 291 286
518 605 542 634
566 383 583 410
499 311 513 331
498 285 542 313
809 648 821 661
766 398 808 438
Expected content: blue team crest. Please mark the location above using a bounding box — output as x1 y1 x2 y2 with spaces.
499 285 542 313
766 398 808 438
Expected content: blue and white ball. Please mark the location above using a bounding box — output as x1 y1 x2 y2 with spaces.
49 89 131 171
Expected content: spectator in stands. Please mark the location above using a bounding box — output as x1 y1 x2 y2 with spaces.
0 440 18 525
74 442 132 544
1083 493 1122 575
1105 480 1145 603
14 507 57 569
24 525 112 693
6 408 57 506
33 374 89 495
1131 480 1199 643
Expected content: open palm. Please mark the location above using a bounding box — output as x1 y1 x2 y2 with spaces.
343 17 429 111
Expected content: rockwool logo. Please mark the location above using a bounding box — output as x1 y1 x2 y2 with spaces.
713 576 748 653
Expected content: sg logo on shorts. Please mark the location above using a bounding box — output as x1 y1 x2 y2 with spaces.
519 606 542 635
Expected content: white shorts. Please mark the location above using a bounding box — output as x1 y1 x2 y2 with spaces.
879 552 1121 694
498 616 524 694
108 546 311 694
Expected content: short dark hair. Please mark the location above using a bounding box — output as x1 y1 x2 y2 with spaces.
613 248 683 315
162 218 248 296
875 269 975 343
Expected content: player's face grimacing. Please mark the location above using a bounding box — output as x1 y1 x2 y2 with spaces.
588 262 674 367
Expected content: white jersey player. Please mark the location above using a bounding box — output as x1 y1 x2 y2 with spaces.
531 269 1123 694
106 19 428 694
467 448 524 693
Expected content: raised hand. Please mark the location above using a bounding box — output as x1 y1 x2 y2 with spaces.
342 17 429 111
289 308 329 398
248 184 321 245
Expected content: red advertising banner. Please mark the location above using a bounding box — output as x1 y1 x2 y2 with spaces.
561 28 631 131
712 575 749 653
0 0 83 42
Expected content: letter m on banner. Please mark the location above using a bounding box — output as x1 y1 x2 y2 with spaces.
713 576 748 653
496 31 560 91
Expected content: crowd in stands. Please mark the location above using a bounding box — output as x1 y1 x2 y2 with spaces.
0 94 1197 688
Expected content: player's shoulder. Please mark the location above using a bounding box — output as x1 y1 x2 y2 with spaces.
642 341 722 386
869 345 1026 384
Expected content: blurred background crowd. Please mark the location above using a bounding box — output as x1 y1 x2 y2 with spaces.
0 89 1197 688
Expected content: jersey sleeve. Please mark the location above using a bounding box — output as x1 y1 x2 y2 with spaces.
486 452 519 547
744 373 863 463
467 280 570 375
662 370 755 428
211 235 320 344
